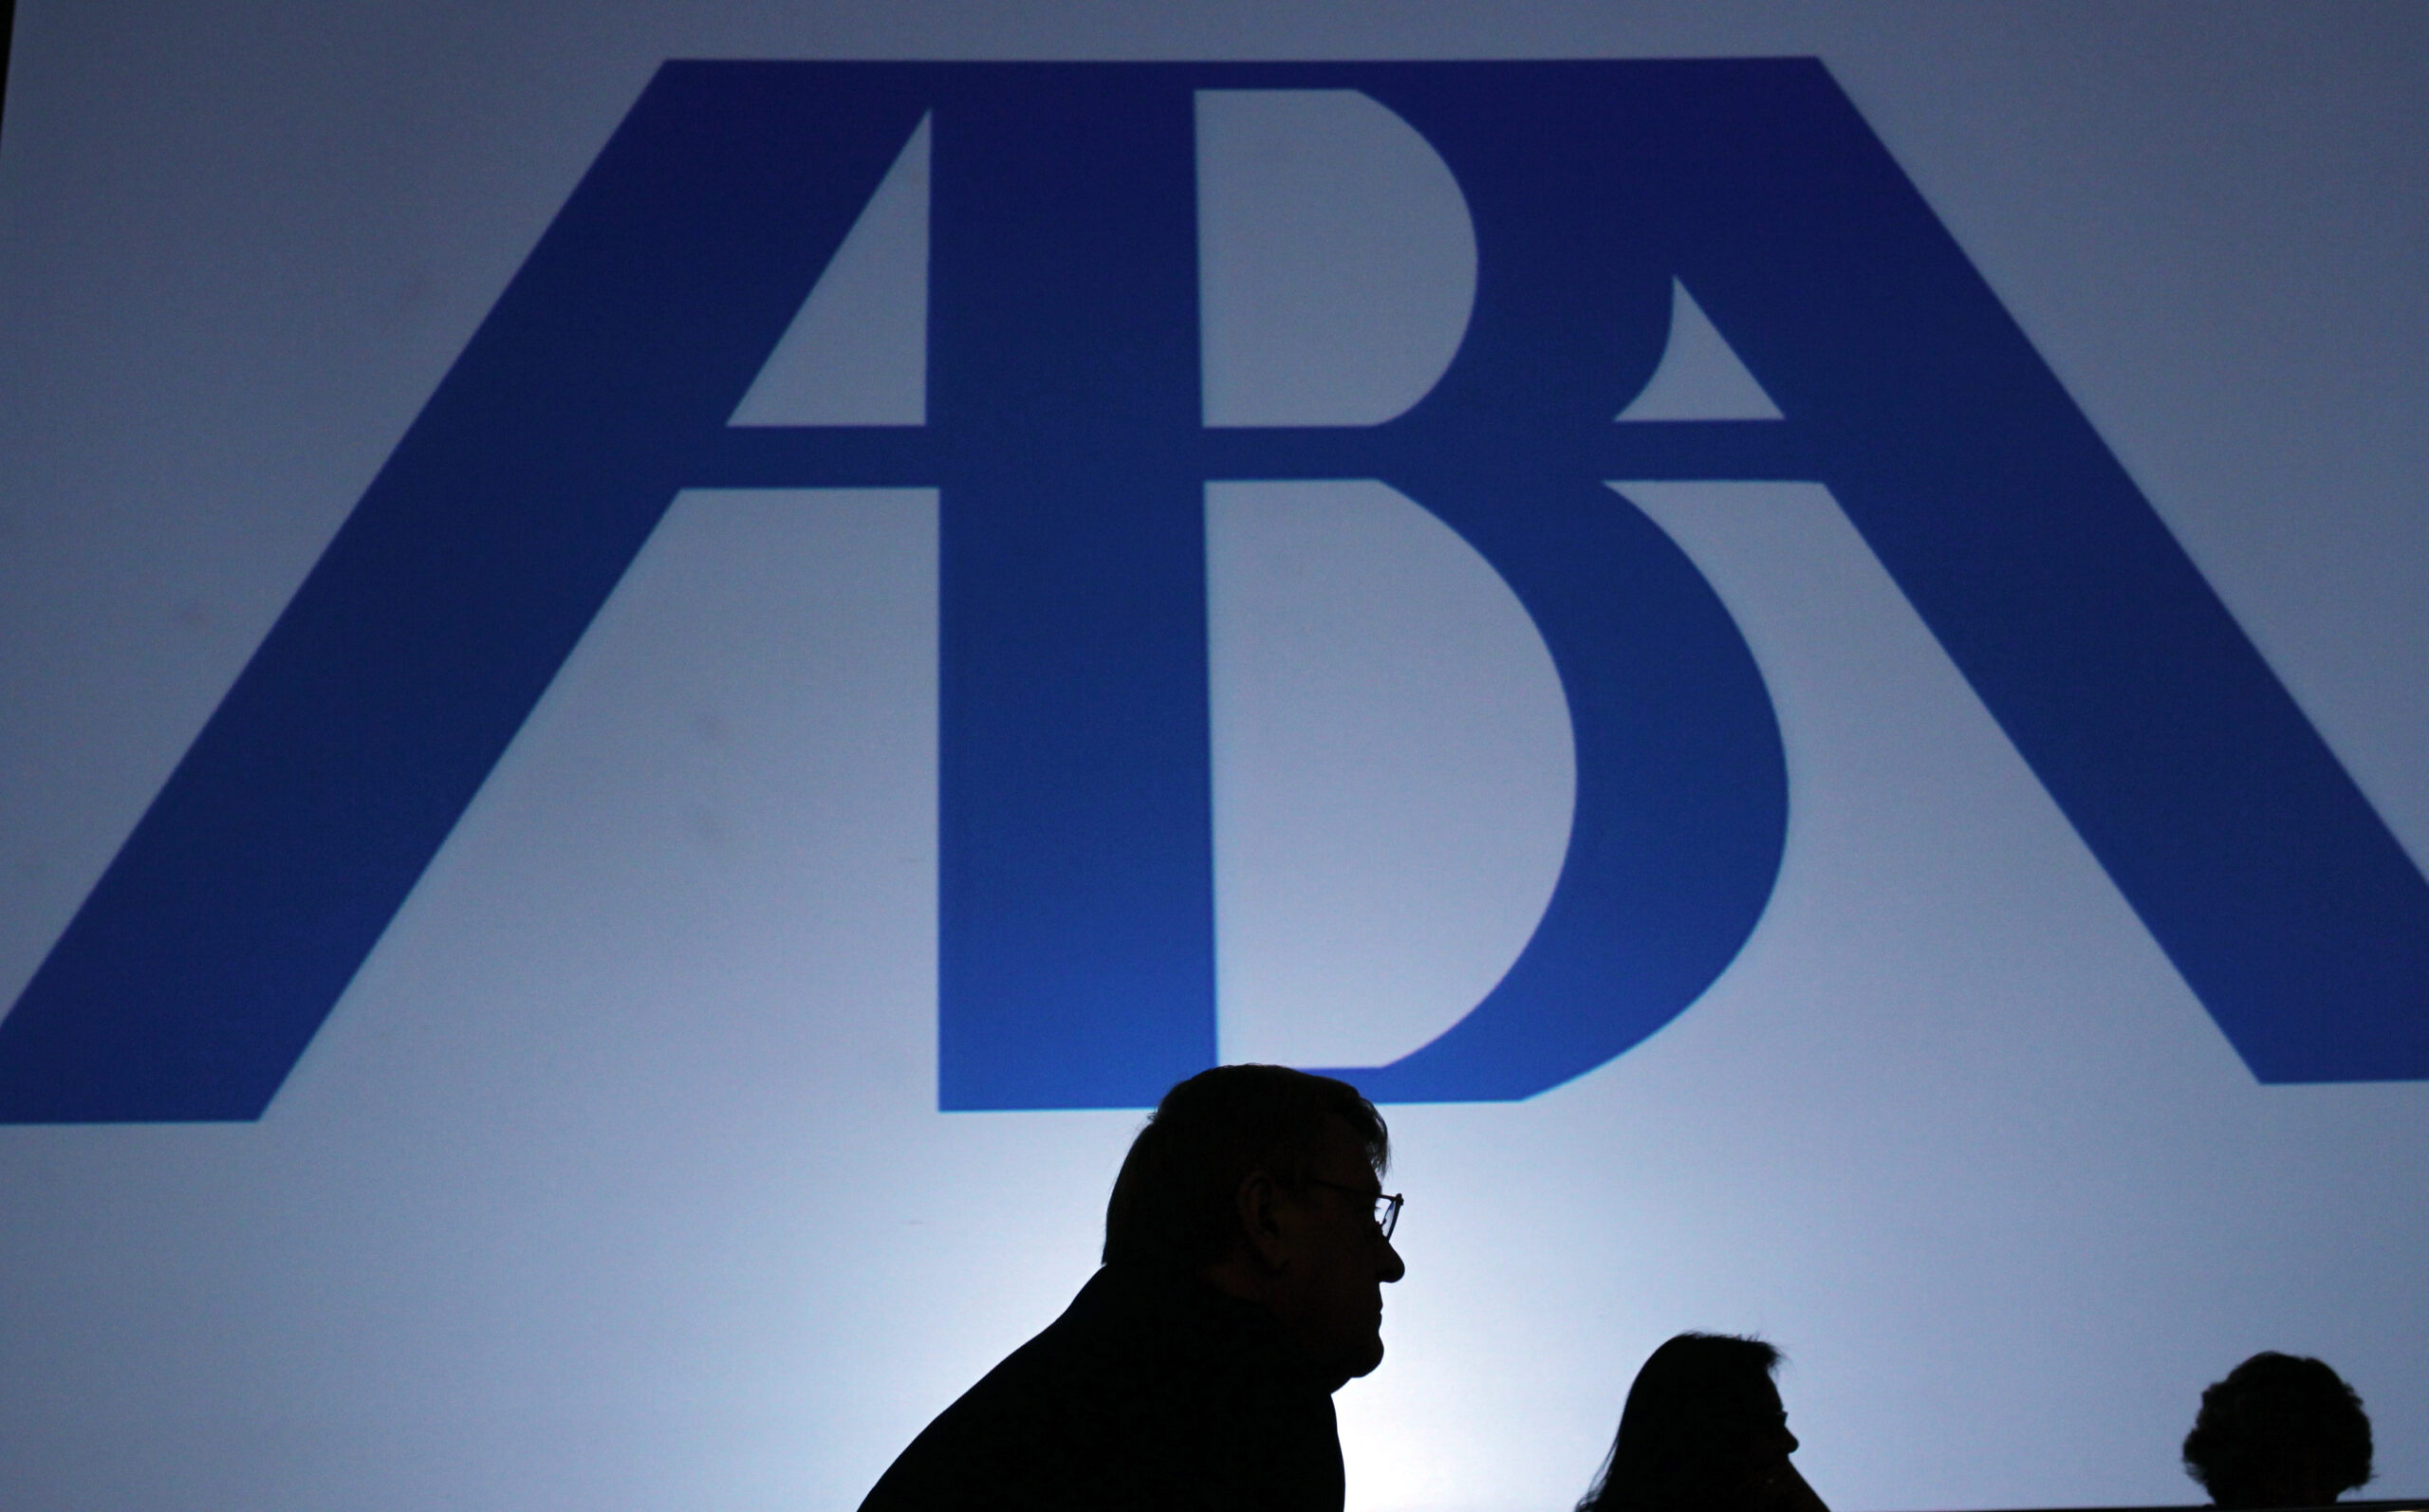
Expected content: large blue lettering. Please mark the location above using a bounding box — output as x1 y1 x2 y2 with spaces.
2 62 2420 1121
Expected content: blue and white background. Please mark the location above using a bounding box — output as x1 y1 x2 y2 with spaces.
2 5 2425 1510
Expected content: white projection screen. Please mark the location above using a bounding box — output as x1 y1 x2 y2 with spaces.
1 6 2424 1511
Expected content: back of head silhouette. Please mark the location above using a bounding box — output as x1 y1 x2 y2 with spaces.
1580 1333 1804 1512
2183 1353 2373 1508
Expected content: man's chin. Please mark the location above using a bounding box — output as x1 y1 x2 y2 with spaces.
1330 1336 1386 1387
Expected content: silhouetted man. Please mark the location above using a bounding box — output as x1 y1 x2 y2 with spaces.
858 1064 1407 1512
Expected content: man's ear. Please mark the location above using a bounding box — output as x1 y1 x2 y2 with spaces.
1233 1169 1290 1272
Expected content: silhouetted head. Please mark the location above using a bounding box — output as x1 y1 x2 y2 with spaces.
1581 1333 1799 1512
1103 1064 1403 1387
2183 1353 2373 1508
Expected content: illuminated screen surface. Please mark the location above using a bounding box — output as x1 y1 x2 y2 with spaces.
1 9 2424 1512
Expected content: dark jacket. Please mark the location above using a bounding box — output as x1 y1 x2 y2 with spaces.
858 1263 1345 1512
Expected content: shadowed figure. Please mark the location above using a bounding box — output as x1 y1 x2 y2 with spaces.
2183 1353 2374 1508
858 1064 1406 1512
1579 1333 1830 1512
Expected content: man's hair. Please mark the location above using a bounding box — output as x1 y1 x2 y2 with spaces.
2183 1352 2373 1506
1102 1064 1387 1271
1580 1333 1784 1512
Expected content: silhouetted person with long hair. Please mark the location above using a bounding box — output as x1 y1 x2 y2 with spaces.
2183 1352 2373 1508
859 1064 1406 1512
1579 1333 1829 1512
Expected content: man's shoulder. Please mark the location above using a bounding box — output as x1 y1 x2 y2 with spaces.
879 1264 1287 1446
856 1265 1344 1512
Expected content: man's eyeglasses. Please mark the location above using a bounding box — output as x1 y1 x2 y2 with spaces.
1305 1176 1403 1241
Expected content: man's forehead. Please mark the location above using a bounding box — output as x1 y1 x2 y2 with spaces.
1310 1116 1381 1188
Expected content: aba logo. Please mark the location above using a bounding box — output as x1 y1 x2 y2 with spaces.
4 61 2424 1122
